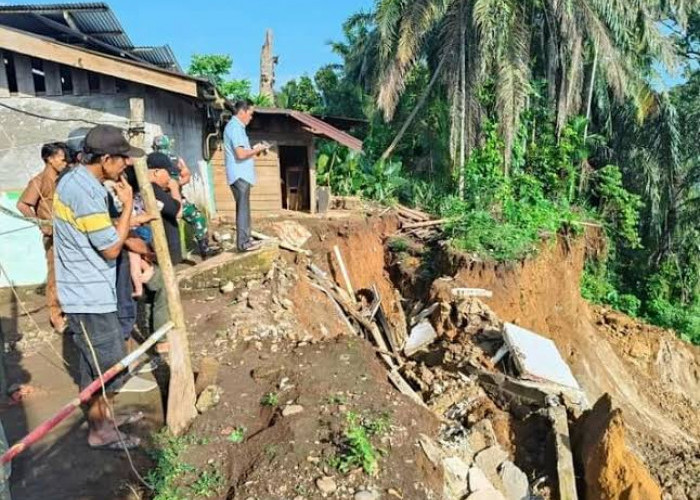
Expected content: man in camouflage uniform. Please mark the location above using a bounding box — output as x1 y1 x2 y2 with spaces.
152 135 219 259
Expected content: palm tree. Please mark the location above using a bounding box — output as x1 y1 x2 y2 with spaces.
371 0 691 179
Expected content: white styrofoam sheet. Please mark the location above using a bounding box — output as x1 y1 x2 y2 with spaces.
504 323 581 390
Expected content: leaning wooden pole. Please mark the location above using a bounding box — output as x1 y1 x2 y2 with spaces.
129 97 197 434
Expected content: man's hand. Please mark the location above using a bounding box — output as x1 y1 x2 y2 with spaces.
114 175 133 207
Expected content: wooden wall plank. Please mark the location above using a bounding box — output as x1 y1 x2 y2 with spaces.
71 68 89 95
0 50 9 97
0 26 198 97
43 61 62 96
99 74 116 94
13 54 34 97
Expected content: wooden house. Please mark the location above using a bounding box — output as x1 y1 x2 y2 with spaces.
211 108 363 219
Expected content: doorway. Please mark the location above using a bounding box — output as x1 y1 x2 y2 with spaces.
279 145 309 211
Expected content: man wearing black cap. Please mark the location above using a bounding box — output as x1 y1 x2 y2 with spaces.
53 124 144 450
146 152 183 265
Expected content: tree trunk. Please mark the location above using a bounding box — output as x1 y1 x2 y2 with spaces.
578 44 598 196
380 56 446 162
458 3 467 198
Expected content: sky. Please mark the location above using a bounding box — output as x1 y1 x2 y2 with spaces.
48 0 376 89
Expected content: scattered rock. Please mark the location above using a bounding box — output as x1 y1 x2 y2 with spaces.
220 281 234 293
498 461 529 500
354 490 380 500
443 456 470 498
468 466 496 493
467 419 497 453
466 489 506 500
195 385 222 413
474 446 509 493
316 476 337 495
282 404 304 417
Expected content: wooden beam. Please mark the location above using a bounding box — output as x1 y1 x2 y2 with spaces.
0 25 198 97
13 54 34 97
99 74 116 94
43 61 62 96
0 50 9 97
71 68 89 95
129 97 197 434
549 406 579 500
307 142 317 214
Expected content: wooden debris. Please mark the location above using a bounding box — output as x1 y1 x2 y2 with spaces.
548 405 579 500
402 218 448 230
332 245 355 299
388 369 428 408
397 204 431 222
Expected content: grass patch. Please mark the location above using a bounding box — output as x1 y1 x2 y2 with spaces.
329 411 391 476
227 426 246 444
387 236 410 253
191 467 224 498
146 431 199 500
260 391 279 407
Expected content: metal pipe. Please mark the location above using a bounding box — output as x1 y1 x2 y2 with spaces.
0 321 174 465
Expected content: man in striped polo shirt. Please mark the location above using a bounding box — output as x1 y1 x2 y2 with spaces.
54 125 144 450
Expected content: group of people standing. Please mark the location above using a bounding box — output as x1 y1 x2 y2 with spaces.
12 98 267 450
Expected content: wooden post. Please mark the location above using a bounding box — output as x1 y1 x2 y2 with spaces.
129 97 197 434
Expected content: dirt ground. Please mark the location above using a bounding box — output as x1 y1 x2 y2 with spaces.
2 209 699 499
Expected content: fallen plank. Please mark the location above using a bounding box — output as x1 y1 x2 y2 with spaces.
548 405 579 500
388 369 427 408
333 245 355 299
397 204 431 221
411 302 440 326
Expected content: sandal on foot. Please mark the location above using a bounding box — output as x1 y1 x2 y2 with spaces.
114 411 145 427
89 434 141 451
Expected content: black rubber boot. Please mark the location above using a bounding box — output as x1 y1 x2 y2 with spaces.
197 238 221 260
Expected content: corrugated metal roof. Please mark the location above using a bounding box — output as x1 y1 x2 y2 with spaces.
0 3 181 71
255 108 363 152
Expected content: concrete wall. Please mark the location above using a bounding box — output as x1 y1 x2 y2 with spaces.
0 84 208 287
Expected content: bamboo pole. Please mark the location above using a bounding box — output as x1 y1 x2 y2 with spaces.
0 322 174 464
129 98 197 434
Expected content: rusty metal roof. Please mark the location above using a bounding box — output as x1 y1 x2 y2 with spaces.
255 108 363 152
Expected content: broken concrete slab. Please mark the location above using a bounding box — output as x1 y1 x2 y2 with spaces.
404 320 438 356
503 323 581 391
267 220 312 249
178 245 279 290
452 288 494 300
498 460 529 500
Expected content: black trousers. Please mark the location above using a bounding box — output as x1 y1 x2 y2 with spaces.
230 179 252 250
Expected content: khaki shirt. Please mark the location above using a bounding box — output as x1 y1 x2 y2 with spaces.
19 166 59 222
